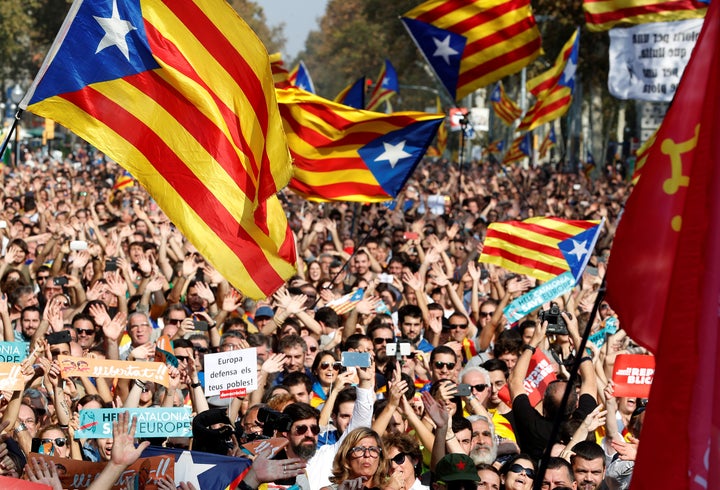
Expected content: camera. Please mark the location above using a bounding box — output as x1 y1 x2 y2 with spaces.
538 302 571 335
257 407 293 437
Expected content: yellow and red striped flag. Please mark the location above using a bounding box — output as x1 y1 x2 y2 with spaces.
278 88 443 202
112 170 134 192
435 96 448 155
366 59 399 111
518 29 580 132
402 0 542 101
502 133 531 164
490 82 522 126
583 0 707 32
270 52 292 89
538 126 557 158
21 0 296 299
326 288 365 315
479 217 602 281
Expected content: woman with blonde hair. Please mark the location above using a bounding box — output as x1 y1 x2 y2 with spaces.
324 427 403 490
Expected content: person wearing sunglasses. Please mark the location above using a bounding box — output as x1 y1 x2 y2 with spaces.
326 427 395 490
499 453 536 490
310 351 341 408
383 432 427 490
429 345 459 384
36 426 74 459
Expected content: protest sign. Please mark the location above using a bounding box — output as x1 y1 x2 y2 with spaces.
0 342 29 363
0 474 51 489
588 317 619 350
58 356 170 387
612 354 655 398
0 363 26 391
503 272 575 325
27 453 173 490
203 348 257 397
497 350 556 406
609 19 703 101
76 408 192 439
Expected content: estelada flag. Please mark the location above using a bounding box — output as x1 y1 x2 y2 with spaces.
497 349 556 406
604 0 720 487
612 354 655 399
583 0 707 32
21 0 296 299
278 88 443 202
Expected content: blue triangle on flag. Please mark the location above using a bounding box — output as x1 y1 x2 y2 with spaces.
358 118 442 197
401 17 465 100
558 224 601 280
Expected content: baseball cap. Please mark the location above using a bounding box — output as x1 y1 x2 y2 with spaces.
254 306 274 319
435 453 480 483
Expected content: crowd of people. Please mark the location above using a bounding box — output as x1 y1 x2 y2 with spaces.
0 142 648 490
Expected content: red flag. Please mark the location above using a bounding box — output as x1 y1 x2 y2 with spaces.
604 1 720 487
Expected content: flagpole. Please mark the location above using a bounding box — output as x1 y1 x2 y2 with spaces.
0 110 22 168
533 275 606 490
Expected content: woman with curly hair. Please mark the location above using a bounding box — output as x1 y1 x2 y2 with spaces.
323 427 403 490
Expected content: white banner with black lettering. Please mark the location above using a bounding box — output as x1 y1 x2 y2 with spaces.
608 19 703 102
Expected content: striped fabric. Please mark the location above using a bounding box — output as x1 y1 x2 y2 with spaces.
538 126 557 158
326 288 365 315
518 29 580 132
269 52 292 89
490 82 522 125
22 0 296 299
402 0 541 101
112 170 134 191
583 0 707 31
502 132 531 164
479 217 600 281
289 60 316 93
366 59 399 111
278 88 443 202
487 139 505 154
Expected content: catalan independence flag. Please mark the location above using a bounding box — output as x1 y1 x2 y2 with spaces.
289 60 316 93
518 29 580 132
401 0 541 101
112 169 134 191
538 126 557 158
583 0 707 32
21 0 296 299
278 88 443 202
367 59 399 111
143 446 250 489
335 77 366 109
490 82 521 126
270 52 292 89
502 132 531 164
326 288 365 315
487 139 505 154
479 217 602 282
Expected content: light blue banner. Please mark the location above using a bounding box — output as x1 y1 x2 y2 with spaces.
0 342 29 363
503 272 575 325
76 407 192 439
588 317 619 349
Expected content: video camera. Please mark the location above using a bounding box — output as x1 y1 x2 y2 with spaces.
257 406 293 438
538 302 571 336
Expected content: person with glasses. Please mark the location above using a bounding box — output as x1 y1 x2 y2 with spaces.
310 350 341 408
160 304 189 340
499 454 536 490
37 425 76 460
72 313 98 353
303 334 320 369
429 345 459 384
383 432 428 490
480 359 517 446
325 427 396 490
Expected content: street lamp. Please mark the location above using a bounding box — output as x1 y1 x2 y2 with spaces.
9 84 24 167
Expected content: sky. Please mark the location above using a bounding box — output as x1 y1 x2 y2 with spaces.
258 0 329 60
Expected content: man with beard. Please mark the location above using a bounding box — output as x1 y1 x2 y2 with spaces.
571 441 608 490
398 305 433 353
278 355 376 490
467 415 498 465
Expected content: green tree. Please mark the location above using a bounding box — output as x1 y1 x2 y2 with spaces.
229 0 286 54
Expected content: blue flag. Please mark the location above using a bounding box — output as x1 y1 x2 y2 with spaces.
143 446 250 489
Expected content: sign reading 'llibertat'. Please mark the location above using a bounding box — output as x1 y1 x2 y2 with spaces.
203 347 257 398
76 408 192 439
609 19 703 102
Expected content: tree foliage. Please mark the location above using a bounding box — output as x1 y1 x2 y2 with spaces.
229 0 286 54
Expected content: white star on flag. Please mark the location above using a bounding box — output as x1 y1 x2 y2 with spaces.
174 451 215 489
432 35 458 64
562 58 577 85
94 0 137 61
568 239 589 260
375 140 411 168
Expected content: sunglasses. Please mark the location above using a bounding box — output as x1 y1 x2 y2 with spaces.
292 424 320 436
471 384 488 392
76 328 94 336
175 355 191 363
193 346 210 354
508 464 535 479
391 452 410 465
320 362 341 371
41 438 67 447
308 346 318 353
349 446 382 458
448 323 468 330
434 361 456 370
167 318 184 325
374 337 394 345
479 311 495 318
